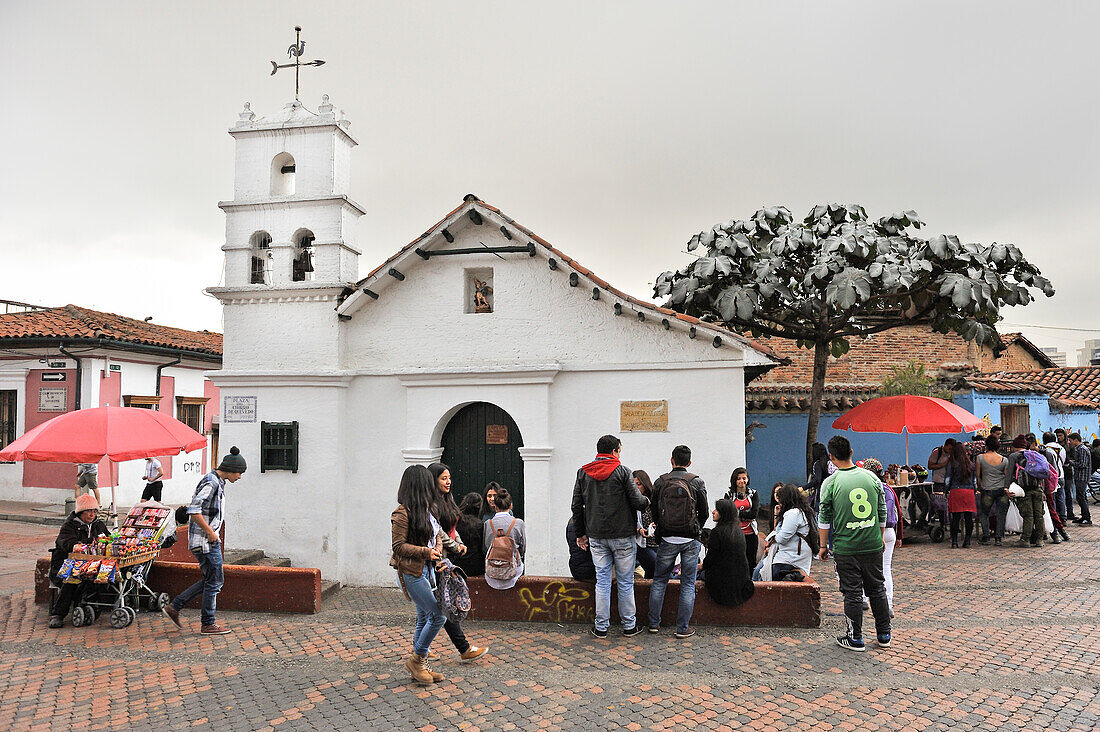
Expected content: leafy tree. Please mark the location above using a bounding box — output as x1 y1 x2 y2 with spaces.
879 360 954 400
653 204 1054 468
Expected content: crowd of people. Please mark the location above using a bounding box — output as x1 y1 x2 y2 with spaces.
389 432 903 684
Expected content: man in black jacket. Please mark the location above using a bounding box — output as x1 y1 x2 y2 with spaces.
570 434 649 638
647 444 709 638
48 494 110 628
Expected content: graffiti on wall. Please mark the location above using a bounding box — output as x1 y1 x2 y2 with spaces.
517 581 594 623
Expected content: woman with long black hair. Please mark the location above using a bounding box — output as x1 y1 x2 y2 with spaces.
724 467 760 568
427 462 488 663
390 465 446 684
633 470 658 579
703 499 755 606
946 442 977 548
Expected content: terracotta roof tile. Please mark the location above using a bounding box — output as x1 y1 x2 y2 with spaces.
969 367 1100 409
0 305 222 357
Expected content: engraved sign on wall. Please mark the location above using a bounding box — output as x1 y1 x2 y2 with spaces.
486 424 508 445
223 396 258 423
620 400 669 432
39 388 67 412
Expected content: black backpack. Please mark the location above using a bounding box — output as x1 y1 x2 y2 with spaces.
657 472 698 536
796 509 820 556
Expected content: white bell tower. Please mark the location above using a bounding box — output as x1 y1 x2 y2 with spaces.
217 96 363 288
207 95 364 373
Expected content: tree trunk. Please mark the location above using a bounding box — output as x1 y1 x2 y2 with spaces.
805 340 830 475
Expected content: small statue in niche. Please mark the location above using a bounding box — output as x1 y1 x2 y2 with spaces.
473 278 493 313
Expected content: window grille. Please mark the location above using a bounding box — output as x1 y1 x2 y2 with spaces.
261 421 299 473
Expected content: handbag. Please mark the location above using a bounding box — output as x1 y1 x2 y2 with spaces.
758 541 779 582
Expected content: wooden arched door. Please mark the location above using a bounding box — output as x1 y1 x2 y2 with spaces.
440 402 525 518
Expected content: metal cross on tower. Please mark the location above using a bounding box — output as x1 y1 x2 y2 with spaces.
270 25 326 101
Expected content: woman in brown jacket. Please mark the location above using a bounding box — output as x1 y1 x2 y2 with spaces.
391 464 447 685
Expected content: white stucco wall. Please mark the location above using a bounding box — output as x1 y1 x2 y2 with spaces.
215 213 760 585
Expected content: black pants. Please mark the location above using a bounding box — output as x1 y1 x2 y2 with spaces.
835 551 891 641
744 532 758 569
636 546 657 579
442 617 470 654
950 512 974 543
50 578 97 618
141 480 164 502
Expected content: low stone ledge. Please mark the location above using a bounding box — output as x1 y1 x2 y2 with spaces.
465 574 821 628
34 558 323 614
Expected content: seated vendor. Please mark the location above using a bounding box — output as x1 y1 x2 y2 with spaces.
48 494 110 629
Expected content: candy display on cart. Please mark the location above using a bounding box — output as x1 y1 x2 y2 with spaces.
63 503 176 629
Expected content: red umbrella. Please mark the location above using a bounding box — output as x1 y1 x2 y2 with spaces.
832 395 986 464
0 406 206 463
0 407 207 524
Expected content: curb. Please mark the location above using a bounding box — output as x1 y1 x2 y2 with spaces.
0 512 65 527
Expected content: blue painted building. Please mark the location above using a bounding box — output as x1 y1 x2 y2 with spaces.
745 366 1100 502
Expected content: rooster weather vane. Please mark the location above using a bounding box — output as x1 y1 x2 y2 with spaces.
270 26 326 100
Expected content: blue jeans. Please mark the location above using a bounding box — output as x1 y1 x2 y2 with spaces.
171 545 224 627
648 540 701 633
402 566 446 656
636 546 657 579
589 537 638 632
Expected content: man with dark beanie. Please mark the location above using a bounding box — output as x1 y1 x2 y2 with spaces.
162 446 247 634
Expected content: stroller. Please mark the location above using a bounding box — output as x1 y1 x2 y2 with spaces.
926 489 950 543
58 504 178 629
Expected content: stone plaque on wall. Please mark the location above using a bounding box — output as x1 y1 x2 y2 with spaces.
223 396 258 423
486 425 508 445
620 400 669 432
39 387 67 412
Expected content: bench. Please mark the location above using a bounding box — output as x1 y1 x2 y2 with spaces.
465 574 821 628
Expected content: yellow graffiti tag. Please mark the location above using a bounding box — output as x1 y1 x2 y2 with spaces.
517 581 593 623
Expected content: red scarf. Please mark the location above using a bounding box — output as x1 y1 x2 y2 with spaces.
582 454 621 481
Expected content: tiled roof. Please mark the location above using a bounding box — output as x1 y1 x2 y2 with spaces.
969 367 1100 409
1000 332 1056 368
746 383 881 412
0 305 222 357
348 195 783 364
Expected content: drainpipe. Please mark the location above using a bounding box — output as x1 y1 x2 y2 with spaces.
57 345 82 410
155 354 184 403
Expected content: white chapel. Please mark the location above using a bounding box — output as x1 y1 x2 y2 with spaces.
207 96 779 586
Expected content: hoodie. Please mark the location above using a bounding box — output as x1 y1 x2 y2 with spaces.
570 456 648 540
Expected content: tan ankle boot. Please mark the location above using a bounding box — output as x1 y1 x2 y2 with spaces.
424 659 444 683
405 653 434 685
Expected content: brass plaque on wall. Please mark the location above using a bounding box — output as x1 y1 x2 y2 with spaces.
620 400 669 432
486 425 508 444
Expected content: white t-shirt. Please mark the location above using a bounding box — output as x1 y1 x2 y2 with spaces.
144 458 162 481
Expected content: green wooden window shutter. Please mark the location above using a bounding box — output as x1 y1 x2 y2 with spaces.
260 421 299 473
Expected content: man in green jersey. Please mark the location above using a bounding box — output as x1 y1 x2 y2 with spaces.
818 435 891 652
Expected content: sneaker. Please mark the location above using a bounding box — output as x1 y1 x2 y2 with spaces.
674 628 696 639
48 615 64 629
460 646 488 661
199 624 232 635
994 537 1002 546
1059 528 1071 541
1080 519 1093 526
876 633 892 648
161 604 182 630
647 626 660 634
590 626 608 638
623 625 643 637
1071 517 1086 524
836 635 866 652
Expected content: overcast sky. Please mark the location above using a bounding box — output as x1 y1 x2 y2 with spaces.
2 2 1098 358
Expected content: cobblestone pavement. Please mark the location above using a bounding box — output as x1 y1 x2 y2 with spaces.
3 519 1100 730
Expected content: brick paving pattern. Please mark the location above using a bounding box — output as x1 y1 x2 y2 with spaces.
3 519 1100 730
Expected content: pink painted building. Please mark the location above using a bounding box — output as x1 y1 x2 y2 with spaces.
0 304 221 505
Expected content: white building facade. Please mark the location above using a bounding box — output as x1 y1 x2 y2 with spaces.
209 99 778 585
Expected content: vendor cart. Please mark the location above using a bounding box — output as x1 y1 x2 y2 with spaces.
60 503 176 629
